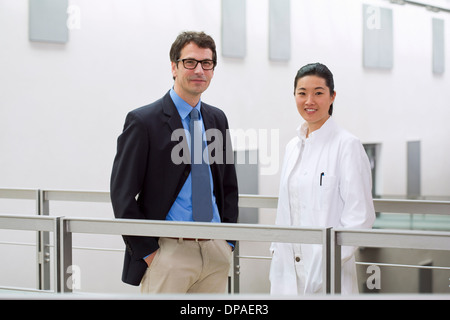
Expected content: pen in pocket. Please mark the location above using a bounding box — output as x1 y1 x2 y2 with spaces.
320 172 325 186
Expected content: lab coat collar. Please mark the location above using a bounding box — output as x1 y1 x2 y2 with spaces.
296 116 336 142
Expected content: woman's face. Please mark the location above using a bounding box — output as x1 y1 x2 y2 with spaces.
294 75 336 133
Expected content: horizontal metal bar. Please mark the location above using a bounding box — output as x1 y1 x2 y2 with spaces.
43 190 111 203
356 262 450 271
0 241 36 247
72 246 123 253
0 286 53 293
0 215 57 232
38 191 450 215
65 217 326 244
235 257 450 270
42 191 279 208
0 188 37 200
237 255 272 260
2 188 450 216
238 194 278 209
403 0 450 14
0 240 121 253
373 199 450 215
335 228 450 251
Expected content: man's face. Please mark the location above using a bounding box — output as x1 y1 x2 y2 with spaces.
171 42 214 105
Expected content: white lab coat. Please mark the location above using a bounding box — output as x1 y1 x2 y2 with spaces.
270 117 375 295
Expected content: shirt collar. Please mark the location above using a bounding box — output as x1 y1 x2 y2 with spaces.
170 88 202 120
297 116 335 141
297 122 309 141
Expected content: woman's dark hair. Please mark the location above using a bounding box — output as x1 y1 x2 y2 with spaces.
294 63 335 116
170 31 217 67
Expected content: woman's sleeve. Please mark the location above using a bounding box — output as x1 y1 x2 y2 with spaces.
338 138 376 262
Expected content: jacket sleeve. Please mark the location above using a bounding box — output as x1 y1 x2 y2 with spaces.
110 111 159 259
338 138 376 261
222 118 239 225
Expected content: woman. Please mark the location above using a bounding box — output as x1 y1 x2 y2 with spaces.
269 63 375 295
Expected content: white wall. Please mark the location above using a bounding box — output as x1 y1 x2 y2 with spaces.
1 0 449 198
1 0 450 293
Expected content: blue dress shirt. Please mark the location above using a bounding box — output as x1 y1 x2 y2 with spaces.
166 88 221 223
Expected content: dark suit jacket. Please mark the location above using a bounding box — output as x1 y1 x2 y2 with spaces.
110 91 239 286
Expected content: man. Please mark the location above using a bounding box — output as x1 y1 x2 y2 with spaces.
110 31 239 294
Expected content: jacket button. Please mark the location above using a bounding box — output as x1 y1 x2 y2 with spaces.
295 256 301 262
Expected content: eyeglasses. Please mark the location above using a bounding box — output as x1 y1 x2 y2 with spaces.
177 59 215 70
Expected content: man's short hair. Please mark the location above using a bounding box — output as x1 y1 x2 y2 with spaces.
170 31 217 67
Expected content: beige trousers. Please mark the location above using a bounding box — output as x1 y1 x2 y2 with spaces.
140 237 232 294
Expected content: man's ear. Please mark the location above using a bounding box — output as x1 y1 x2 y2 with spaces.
171 61 177 80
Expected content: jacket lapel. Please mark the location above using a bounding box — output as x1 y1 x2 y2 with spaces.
199 103 214 131
162 91 184 132
161 91 190 165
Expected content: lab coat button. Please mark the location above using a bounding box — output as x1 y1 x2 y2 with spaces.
295 256 301 262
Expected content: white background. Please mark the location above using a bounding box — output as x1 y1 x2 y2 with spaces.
1 0 449 293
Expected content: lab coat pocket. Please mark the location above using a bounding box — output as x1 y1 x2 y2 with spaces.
316 175 338 211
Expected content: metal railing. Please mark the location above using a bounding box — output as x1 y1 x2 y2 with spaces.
1 188 450 295
0 214 61 292
331 228 450 293
60 217 330 294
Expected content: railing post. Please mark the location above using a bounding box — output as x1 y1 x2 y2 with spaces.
37 189 51 291
57 217 72 293
233 241 240 293
330 229 341 294
322 227 331 294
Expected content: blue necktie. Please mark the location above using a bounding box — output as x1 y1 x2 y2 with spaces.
190 108 213 222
